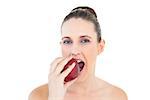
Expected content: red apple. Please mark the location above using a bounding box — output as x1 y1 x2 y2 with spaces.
61 58 84 82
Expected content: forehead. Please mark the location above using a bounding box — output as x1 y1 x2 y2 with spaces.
61 18 96 37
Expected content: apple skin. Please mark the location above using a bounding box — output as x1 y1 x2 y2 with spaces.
61 58 80 82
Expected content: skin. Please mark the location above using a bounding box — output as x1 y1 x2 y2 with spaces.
29 18 128 100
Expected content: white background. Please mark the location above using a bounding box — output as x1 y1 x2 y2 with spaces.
0 0 150 100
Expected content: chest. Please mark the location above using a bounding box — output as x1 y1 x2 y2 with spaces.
64 92 103 100
64 96 100 100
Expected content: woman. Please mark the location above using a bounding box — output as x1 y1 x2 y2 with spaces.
29 6 128 100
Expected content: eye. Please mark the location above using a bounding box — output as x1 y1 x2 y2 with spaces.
63 40 73 45
80 39 90 44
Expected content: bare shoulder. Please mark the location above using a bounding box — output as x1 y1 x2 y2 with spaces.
28 84 48 100
108 85 128 100
97 78 128 100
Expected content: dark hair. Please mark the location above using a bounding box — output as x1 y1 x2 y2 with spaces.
61 6 101 42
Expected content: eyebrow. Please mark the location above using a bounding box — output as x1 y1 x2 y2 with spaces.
62 35 92 40
61 37 70 40
80 35 92 39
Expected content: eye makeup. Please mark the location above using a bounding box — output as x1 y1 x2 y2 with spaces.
61 35 92 45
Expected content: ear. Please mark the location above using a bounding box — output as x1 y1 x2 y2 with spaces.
60 41 62 45
98 39 105 55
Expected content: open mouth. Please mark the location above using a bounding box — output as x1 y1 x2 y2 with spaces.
77 60 85 72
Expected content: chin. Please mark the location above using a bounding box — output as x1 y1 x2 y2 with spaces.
74 65 89 83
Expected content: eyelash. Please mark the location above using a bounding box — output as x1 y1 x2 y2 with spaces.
63 40 73 44
62 39 90 45
80 39 90 44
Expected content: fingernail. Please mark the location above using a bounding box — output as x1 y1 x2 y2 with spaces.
72 62 76 66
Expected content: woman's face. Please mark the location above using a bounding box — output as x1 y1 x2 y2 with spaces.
61 18 104 81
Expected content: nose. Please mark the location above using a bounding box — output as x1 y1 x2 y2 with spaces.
70 45 81 56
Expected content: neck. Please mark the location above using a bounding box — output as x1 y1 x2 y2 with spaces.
67 75 99 94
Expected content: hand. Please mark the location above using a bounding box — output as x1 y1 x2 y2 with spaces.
48 55 77 100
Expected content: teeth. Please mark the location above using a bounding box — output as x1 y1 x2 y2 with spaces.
77 59 82 63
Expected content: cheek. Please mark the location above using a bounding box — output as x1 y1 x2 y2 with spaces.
83 44 98 64
61 45 71 56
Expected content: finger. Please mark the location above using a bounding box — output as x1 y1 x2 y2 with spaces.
49 57 64 73
55 55 73 74
60 62 76 78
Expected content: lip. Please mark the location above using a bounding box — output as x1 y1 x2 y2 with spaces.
77 61 86 77
71 56 87 74
77 61 84 71
74 58 85 64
